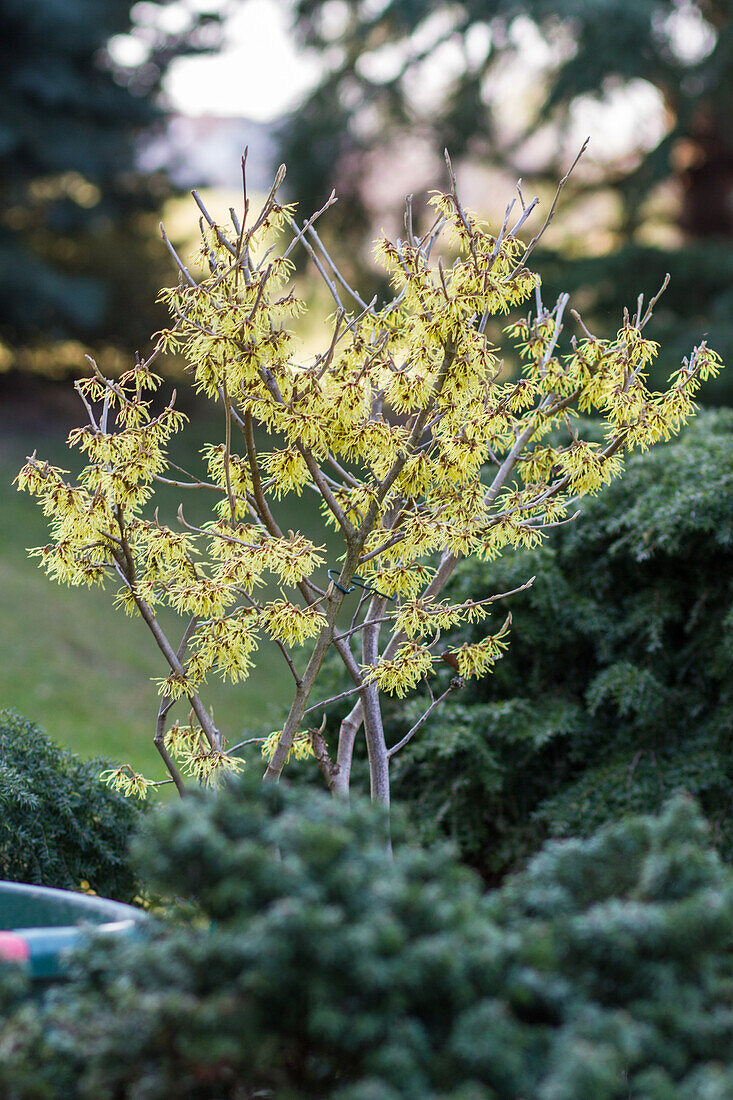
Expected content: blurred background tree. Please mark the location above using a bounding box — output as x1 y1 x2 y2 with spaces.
280 0 733 401
0 0 223 372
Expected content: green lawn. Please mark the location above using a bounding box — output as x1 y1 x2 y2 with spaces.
0 396 342 780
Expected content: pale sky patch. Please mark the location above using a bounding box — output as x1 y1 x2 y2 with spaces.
162 0 322 121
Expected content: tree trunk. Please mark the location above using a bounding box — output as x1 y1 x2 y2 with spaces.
679 114 733 238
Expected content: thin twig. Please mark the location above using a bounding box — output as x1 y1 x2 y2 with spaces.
302 682 364 717
74 381 100 430
305 221 371 312
283 191 339 259
154 475 220 492
220 380 237 525
159 223 197 287
508 138 589 278
227 735 267 754
152 616 199 797
387 678 464 758
639 273 671 330
250 163 287 234
191 189 238 257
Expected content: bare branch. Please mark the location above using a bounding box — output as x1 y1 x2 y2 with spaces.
220 380 237 525
404 193 416 247
227 735 267 754
526 509 581 531
509 196 540 237
387 677 464 758
281 208 344 308
360 595 391 805
297 445 358 542
571 308 596 342
327 451 361 489
74 381 100 431
152 616 200 797
305 221 371 312
303 682 363 717
308 715 340 791
509 138 589 278
154 474 220 492
283 191 339 259
250 163 287 234
240 410 287 540
192 189 238 257
639 273 671 330
159 223 197 287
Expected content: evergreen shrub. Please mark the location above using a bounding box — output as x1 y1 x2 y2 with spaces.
0 709 145 901
0 778 731 1098
389 409 733 879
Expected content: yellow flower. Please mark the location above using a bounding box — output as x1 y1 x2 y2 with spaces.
262 448 311 497
362 641 435 697
260 599 327 646
261 730 314 764
100 765 155 800
163 722 203 758
181 747 245 786
448 617 511 679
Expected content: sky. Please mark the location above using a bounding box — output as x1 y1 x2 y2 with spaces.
164 0 322 122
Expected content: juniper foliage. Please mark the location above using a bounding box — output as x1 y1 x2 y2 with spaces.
389 408 733 879
0 780 731 1098
0 710 145 901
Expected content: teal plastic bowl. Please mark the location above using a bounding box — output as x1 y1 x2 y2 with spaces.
0 880 147 980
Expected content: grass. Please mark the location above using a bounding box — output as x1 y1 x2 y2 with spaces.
0 388 342 780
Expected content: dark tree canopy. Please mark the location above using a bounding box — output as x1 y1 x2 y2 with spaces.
281 0 733 397
0 0 222 351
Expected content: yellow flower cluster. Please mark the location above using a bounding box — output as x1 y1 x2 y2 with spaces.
99 725 245 798
261 729 314 764
260 599 327 646
164 722 245 786
261 448 311 497
394 596 489 638
189 613 259 684
100 766 156 800
362 641 435 698
449 617 512 679
183 746 245 786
